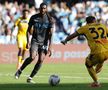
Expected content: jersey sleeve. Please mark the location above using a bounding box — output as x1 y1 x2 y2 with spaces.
15 18 20 26
76 26 86 35
28 15 34 27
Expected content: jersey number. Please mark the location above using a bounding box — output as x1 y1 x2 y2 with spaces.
89 27 106 39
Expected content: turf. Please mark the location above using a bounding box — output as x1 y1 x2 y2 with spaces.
0 63 108 90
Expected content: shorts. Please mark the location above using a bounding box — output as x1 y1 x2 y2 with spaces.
30 40 48 55
17 35 27 50
86 51 108 66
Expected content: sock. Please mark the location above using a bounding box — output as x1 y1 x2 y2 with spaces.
87 67 98 82
18 69 22 74
20 57 32 71
29 63 42 78
17 56 22 69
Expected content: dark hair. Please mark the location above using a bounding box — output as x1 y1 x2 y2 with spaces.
40 2 47 8
22 9 29 13
40 2 54 24
86 16 96 23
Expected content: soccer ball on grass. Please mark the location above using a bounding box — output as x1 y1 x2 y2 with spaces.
49 74 60 86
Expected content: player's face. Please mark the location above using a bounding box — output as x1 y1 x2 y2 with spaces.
40 5 47 15
23 11 29 18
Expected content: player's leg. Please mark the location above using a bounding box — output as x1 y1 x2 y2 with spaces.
85 55 100 87
15 41 38 79
17 36 24 70
21 50 26 64
95 51 108 74
17 48 22 69
27 47 47 83
21 37 28 65
15 49 37 79
85 59 98 83
95 63 103 73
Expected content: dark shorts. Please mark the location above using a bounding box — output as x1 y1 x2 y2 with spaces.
30 40 48 55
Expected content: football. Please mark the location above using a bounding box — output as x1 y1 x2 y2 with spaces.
49 74 60 86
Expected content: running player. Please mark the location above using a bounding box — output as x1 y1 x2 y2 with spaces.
61 16 108 87
14 2 54 83
14 9 29 70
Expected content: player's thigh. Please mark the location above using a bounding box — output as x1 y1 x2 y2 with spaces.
85 54 99 67
17 36 23 48
86 52 107 67
30 42 38 59
101 51 108 62
38 46 47 62
23 37 28 50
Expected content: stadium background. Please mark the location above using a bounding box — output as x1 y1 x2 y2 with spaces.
0 0 108 64
0 1 108 90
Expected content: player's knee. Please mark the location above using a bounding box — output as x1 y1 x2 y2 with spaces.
30 55 36 60
25 57 33 64
18 49 23 56
37 59 43 64
31 57 35 60
85 62 92 68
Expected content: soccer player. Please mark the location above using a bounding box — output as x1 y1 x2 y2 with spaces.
14 9 30 70
14 2 54 83
61 16 108 87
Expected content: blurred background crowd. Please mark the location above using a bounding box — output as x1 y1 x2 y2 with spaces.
0 0 108 44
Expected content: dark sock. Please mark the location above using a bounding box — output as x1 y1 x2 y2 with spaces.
29 63 42 78
20 57 32 71
18 69 22 74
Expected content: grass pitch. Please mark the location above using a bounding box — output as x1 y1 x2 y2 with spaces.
0 63 108 90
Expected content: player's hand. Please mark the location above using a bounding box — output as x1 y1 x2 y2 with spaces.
48 48 52 57
61 40 67 45
26 43 30 49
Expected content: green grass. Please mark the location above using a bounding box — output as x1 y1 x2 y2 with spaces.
0 63 108 90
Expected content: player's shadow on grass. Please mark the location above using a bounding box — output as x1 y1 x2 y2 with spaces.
0 83 108 90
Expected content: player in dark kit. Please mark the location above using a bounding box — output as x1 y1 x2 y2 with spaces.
15 2 54 83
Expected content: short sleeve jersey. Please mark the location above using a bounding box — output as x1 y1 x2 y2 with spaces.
28 13 53 45
15 17 29 36
77 23 108 54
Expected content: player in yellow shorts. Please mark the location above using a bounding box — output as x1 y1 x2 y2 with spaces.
14 9 29 70
61 16 108 87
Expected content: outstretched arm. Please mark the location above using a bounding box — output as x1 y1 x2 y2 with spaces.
61 31 79 45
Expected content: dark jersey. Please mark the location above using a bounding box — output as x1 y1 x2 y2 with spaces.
28 13 53 45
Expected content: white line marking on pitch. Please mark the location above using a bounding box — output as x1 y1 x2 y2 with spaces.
0 73 108 80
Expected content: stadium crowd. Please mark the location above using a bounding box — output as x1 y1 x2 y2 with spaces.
0 0 108 44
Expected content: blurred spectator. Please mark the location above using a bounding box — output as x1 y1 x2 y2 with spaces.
0 0 108 44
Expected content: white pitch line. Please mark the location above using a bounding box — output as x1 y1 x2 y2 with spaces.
0 73 108 80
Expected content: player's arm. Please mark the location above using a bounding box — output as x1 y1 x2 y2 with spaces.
61 31 79 45
11 18 20 41
26 16 34 49
12 18 20 33
26 25 32 43
48 27 53 56
48 17 55 56
61 26 85 45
